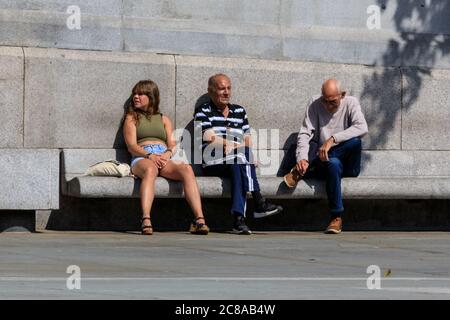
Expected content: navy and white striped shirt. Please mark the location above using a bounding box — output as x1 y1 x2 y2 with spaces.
194 101 251 166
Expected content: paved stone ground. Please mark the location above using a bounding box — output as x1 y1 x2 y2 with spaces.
0 231 449 300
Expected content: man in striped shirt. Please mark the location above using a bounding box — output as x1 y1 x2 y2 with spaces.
194 74 283 235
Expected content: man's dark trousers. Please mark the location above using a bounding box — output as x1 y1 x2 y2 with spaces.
203 147 259 217
305 137 362 217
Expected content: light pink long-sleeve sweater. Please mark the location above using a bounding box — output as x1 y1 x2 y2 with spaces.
296 95 369 163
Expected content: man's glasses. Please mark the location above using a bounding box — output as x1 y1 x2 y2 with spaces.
322 97 340 106
322 92 346 107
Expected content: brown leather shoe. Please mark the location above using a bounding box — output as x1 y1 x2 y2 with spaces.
325 217 342 234
283 167 302 188
189 217 210 235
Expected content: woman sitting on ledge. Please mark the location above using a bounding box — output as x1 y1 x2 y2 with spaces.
123 80 209 235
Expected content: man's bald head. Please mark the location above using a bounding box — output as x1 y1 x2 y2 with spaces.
208 74 231 93
322 78 342 97
208 73 232 109
321 78 346 112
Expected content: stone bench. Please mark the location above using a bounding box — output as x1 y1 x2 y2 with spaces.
62 149 450 200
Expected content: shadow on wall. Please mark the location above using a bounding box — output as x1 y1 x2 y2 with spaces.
360 0 450 169
180 93 210 175
277 134 298 177
377 0 450 69
276 1 450 175
112 97 132 149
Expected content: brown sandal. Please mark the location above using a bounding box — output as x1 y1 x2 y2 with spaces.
189 216 209 235
141 217 153 235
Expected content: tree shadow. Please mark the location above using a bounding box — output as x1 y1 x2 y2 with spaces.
360 0 450 170
380 0 450 68
275 2 450 176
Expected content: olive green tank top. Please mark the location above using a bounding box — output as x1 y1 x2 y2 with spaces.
136 113 167 144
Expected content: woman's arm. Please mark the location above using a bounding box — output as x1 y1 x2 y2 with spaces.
162 115 177 158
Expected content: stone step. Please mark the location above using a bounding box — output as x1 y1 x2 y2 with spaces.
1 0 449 68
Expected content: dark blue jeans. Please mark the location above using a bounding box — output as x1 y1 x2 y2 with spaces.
203 147 260 217
305 137 362 217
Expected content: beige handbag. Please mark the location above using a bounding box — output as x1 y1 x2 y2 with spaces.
84 160 131 177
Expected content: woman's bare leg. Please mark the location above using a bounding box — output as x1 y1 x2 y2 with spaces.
132 159 159 227
159 161 204 222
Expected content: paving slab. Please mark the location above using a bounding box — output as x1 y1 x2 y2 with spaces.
0 232 449 299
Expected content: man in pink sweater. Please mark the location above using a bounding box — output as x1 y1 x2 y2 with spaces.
285 78 368 234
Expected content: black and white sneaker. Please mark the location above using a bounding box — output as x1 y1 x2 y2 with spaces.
254 200 283 219
232 216 252 235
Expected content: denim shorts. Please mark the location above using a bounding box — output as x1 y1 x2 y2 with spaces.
131 144 167 168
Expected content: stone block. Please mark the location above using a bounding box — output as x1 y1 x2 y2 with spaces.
62 149 131 175
281 0 450 34
360 151 450 177
256 150 450 177
175 55 401 150
0 0 121 15
35 210 51 231
0 46 23 78
257 149 450 177
341 177 450 199
24 48 175 148
66 175 450 200
0 149 59 209
123 28 282 60
0 0 122 50
402 68 450 150
66 176 227 198
0 47 23 147
1 0 449 69
280 0 450 68
122 0 281 58
282 29 450 69
256 176 450 199
124 0 280 25
62 149 450 199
